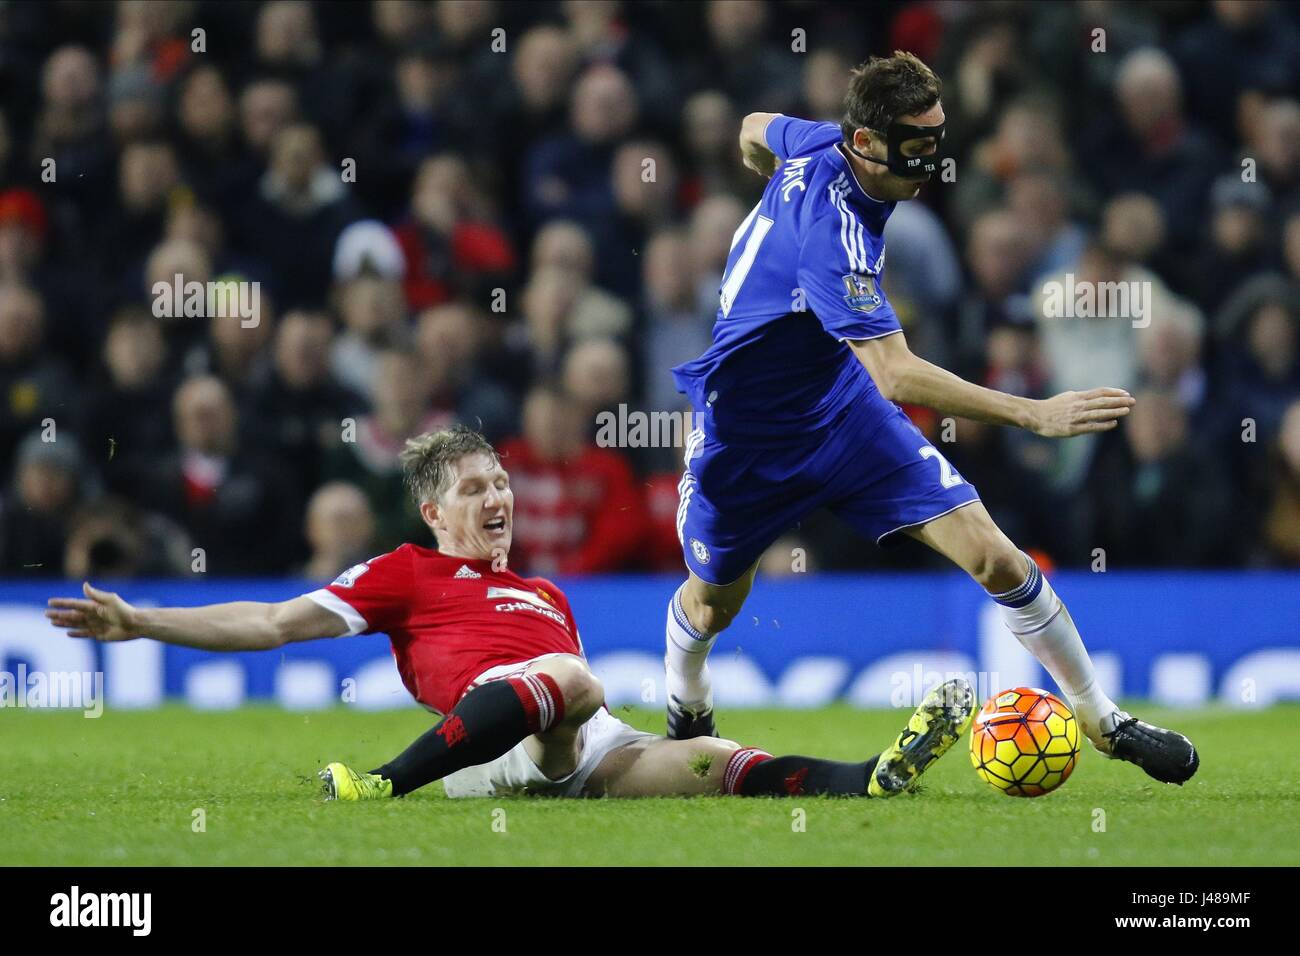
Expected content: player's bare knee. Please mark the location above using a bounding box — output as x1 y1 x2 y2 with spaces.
539 655 604 722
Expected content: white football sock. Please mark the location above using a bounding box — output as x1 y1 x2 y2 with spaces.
990 555 1123 748
665 583 716 711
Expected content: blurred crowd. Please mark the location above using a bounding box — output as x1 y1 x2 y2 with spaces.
1 0 1299 581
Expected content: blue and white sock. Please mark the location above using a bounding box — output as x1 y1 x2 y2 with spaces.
990 554 1122 748
665 583 716 712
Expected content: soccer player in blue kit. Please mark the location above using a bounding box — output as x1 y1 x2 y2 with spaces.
664 52 1198 791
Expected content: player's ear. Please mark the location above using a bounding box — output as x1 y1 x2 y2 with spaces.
419 499 441 531
853 127 875 155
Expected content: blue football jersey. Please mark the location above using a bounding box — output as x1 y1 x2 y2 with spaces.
672 116 902 444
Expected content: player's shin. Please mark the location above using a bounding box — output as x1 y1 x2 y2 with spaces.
722 747 880 797
665 582 717 712
990 554 1121 749
373 675 566 796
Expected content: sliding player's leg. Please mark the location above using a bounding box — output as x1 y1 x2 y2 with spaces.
587 677 974 797
665 562 759 739
904 501 1199 784
321 654 603 800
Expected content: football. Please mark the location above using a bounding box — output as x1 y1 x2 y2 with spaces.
969 687 1080 797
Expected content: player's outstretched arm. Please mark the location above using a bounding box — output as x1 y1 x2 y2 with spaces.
46 582 348 650
849 331 1135 438
739 111 781 179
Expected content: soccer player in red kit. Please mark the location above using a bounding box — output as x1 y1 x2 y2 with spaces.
47 426 974 800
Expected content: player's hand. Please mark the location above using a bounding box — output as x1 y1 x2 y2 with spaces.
742 148 779 179
1028 388 1135 437
45 582 140 642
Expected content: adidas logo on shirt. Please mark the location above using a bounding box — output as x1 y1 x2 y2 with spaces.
454 565 481 579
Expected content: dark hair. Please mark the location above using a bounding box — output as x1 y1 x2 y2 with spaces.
841 51 942 143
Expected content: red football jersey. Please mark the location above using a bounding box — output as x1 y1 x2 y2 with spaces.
306 544 583 714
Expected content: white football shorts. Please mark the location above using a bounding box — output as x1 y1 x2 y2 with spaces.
441 656 657 798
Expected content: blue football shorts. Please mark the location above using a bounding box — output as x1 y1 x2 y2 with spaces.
676 401 982 585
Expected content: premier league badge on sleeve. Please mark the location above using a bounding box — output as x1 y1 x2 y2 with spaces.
842 273 882 313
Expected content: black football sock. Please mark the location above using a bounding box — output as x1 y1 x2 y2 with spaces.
372 674 565 796
723 747 880 797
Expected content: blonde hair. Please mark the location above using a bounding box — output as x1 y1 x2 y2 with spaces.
399 425 500 506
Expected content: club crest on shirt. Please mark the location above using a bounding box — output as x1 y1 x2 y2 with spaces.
842 272 882 313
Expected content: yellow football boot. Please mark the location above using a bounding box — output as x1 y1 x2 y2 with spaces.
319 762 393 801
868 677 975 797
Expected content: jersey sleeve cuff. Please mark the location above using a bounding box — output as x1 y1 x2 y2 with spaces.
762 113 786 156
837 327 903 344
305 588 368 637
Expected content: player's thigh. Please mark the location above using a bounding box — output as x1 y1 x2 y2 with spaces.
904 500 1024 590
584 736 742 797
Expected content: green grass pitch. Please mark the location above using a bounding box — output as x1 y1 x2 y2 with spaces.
3 703 1296 866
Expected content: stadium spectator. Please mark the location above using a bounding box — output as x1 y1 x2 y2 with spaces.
175 64 246 205
522 63 638 245
686 193 746 304
300 481 377 581
681 91 755 202
1176 0 1300 146
0 187 95 367
231 121 360 309
181 285 277 390
1008 169 1087 286
880 198 964 363
496 385 647 575
503 263 581 390
1085 390 1237 566
641 227 710 414
702 0 800 116
246 309 367 502
1136 298 1208 422
394 153 516 311
603 138 681 296
1252 97 1300 208
950 95 1073 234
0 432 89 576
103 139 182 282
1259 397 1300 566
414 301 515 441
323 349 449 550
83 307 175 475
126 375 299 574
63 497 192 580
1212 274 1300 446
5 1 1299 573
529 219 632 339
955 207 1035 367
562 337 633 426
1188 174 1274 315
330 273 408 402
0 284 75 476
1081 47 1223 244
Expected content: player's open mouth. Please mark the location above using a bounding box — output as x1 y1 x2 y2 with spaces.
484 517 507 533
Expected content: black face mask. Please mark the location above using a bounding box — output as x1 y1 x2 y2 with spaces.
847 121 946 181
